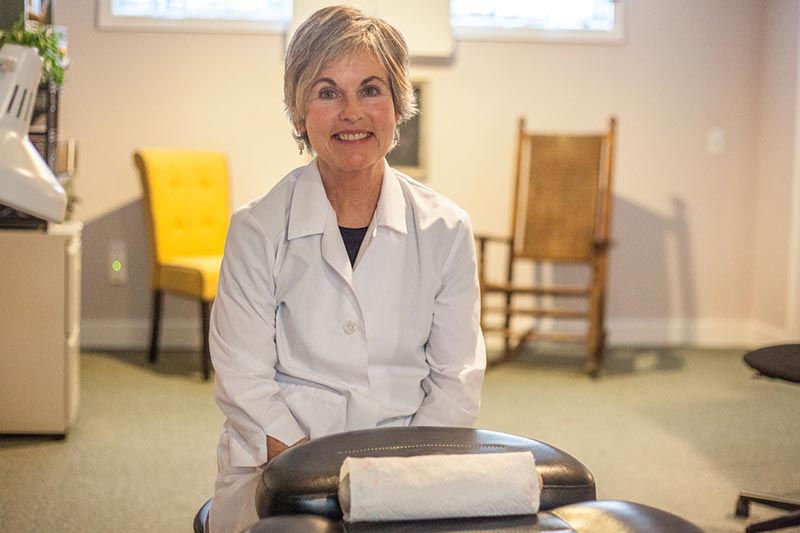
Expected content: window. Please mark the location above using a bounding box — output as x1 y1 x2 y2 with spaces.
451 0 624 43
96 0 292 33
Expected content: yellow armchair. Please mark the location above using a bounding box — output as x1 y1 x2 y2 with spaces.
134 149 230 380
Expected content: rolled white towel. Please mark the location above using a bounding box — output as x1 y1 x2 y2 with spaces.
338 451 540 522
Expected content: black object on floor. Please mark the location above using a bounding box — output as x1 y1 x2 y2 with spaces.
736 344 800 532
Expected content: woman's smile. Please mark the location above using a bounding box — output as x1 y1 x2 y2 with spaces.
335 131 372 142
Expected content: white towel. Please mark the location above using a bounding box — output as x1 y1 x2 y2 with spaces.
338 451 540 522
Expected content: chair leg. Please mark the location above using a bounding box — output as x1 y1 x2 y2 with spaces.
503 291 513 356
737 491 800 533
744 511 800 533
597 296 607 367
585 296 602 377
737 491 800 516
587 301 607 378
585 254 608 377
502 251 514 360
149 289 163 363
201 300 212 381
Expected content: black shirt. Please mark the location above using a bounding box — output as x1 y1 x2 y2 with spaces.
339 226 369 267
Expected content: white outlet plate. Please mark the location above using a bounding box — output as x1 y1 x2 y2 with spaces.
706 127 726 156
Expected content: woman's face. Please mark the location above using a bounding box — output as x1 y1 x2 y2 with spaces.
299 48 397 182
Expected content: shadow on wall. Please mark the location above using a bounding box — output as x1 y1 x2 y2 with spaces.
607 195 696 344
81 199 199 350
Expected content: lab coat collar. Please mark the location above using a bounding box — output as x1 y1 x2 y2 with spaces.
287 158 408 241
287 159 330 241
373 159 408 236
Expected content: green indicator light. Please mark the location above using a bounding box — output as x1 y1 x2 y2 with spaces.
112 260 122 272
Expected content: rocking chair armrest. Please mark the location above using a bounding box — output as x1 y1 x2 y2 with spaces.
474 234 513 246
593 238 613 253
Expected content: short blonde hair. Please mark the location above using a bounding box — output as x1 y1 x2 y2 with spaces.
284 5 417 149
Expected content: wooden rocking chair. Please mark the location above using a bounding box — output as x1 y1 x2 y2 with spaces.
476 117 616 376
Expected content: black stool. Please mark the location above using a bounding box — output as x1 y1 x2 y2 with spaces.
196 427 703 532
735 344 800 533
243 500 703 532
193 498 210 533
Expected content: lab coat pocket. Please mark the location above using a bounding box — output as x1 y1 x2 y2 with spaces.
222 428 263 469
280 382 347 439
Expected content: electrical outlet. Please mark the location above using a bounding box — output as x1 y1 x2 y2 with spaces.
108 240 128 285
706 127 726 156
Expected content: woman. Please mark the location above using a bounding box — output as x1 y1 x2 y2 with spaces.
210 5 486 531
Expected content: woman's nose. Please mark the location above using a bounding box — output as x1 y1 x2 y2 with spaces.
338 95 364 121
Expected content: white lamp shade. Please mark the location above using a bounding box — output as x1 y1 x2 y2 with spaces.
0 44 66 223
0 129 66 222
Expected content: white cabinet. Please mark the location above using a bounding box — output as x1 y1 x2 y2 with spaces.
0 222 82 436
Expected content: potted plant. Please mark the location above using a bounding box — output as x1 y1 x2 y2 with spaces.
0 15 67 85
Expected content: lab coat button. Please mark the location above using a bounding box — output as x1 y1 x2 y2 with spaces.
343 321 358 335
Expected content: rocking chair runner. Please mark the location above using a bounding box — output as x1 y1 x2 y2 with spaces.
476 117 616 376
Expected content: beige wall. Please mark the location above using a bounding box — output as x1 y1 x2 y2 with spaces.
752 0 799 342
55 0 799 349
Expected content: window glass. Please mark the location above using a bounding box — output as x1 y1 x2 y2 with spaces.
97 0 291 32
451 0 623 43
112 0 288 20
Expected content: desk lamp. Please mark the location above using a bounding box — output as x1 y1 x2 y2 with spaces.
0 43 66 223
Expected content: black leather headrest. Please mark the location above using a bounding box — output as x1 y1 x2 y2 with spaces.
256 426 596 520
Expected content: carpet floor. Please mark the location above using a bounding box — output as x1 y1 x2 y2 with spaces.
0 346 798 532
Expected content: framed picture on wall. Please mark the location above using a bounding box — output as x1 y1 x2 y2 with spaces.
26 0 50 24
387 81 427 180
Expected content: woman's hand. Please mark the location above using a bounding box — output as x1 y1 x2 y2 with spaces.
266 435 308 462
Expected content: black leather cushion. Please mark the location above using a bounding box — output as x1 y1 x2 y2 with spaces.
255 426 595 520
548 500 703 533
244 500 702 532
243 514 341 533
193 498 211 533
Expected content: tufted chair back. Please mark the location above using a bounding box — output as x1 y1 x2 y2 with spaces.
136 149 229 290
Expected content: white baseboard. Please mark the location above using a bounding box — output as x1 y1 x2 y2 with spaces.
82 317 796 351
602 318 795 346
484 318 797 350
749 321 797 346
607 319 751 346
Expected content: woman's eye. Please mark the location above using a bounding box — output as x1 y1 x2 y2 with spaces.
319 88 337 99
361 85 381 97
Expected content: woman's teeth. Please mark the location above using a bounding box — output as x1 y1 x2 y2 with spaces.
337 132 370 141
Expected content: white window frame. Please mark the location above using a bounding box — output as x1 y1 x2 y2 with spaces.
95 0 291 34
452 0 626 45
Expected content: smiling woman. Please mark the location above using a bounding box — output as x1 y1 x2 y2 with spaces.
300 50 397 225
208 6 486 532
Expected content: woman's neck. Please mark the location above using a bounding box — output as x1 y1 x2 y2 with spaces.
319 163 383 228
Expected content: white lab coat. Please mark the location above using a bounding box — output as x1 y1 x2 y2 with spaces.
209 159 486 532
